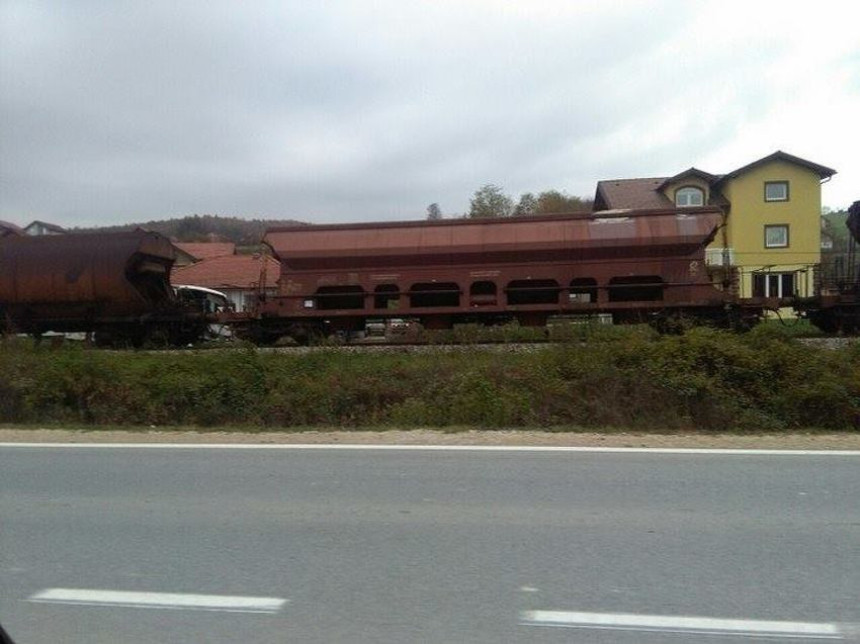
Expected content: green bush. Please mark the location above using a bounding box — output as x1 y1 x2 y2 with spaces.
1 331 857 431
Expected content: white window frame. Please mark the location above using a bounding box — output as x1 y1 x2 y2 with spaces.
764 181 789 202
764 224 789 249
753 272 795 298
675 186 704 207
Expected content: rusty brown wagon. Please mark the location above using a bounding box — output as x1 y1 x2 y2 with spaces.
237 207 755 343
0 230 211 345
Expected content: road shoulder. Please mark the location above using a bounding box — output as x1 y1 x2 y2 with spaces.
1 428 859 450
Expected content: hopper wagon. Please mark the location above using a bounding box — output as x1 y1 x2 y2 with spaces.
241 207 753 343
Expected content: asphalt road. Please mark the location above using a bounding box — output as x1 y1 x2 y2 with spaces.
1 445 859 643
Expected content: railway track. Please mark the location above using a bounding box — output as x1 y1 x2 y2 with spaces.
108 334 858 354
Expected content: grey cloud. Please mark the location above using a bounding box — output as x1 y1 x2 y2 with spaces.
1 1 855 226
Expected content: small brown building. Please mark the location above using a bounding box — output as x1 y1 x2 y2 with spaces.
172 242 236 267
171 253 280 311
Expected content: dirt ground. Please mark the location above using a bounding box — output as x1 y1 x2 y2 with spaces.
1 427 859 449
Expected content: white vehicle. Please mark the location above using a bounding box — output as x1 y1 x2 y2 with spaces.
174 285 232 314
174 285 233 339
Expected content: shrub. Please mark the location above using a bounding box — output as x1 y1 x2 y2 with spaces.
1 332 857 431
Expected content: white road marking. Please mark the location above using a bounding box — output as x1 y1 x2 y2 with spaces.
1 443 860 455
520 610 845 639
27 588 287 614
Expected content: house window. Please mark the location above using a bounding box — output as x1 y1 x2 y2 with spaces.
764 224 789 248
752 273 795 298
675 186 704 207
764 181 789 202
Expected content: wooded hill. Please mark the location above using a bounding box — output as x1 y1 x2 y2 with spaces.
76 214 306 245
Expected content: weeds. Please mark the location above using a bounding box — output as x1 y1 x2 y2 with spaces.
1 330 857 431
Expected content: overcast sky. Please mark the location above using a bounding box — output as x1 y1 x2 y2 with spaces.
1 0 857 227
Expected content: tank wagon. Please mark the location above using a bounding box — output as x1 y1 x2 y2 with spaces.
0 230 214 345
239 207 756 343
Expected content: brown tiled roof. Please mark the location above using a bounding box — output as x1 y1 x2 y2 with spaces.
173 242 236 260
595 178 674 210
171 254 280 290
0 220 23 237
594 151 834 212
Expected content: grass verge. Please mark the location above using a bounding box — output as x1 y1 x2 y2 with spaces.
2 326 858 431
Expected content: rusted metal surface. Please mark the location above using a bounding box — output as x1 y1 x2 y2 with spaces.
264 208 724 271
0 230 179 334
251 208 733 337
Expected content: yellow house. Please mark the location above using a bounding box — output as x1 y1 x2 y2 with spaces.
593 151 837 302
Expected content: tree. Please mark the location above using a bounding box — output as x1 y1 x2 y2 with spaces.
426 203 442 220
513 193 538 217
468 184 514 218
535 190 591 214
175 215 208 241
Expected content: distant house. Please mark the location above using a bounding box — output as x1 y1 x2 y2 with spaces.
0 221 23 238
23 220 66 236
171 253 280 311
594 150 836 301
172 242 236 267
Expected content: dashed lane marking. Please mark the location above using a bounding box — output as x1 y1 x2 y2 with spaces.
520 610 850 639
27 588 287 614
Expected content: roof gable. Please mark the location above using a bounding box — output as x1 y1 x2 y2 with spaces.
657 167 721 191
715 150 836 185
24 220 66 234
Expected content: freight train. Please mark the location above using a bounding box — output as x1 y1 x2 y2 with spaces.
2 203 858 345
